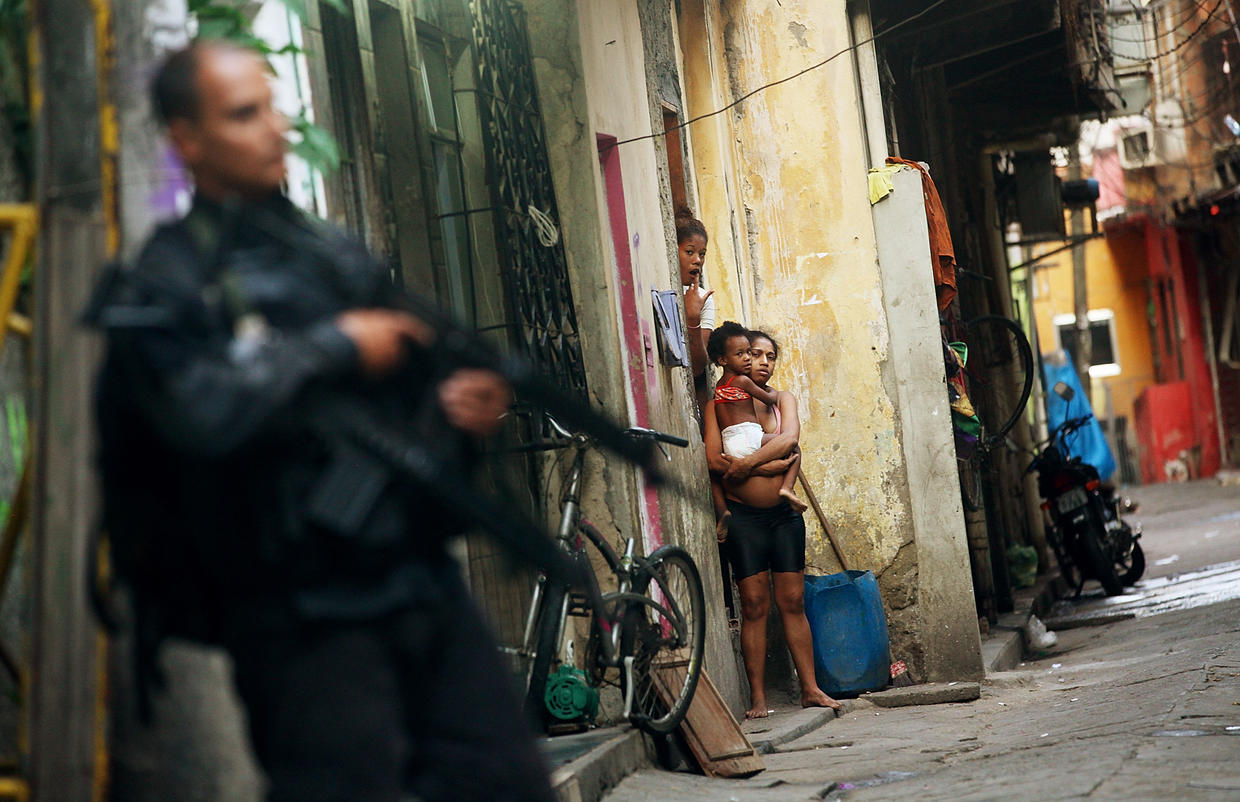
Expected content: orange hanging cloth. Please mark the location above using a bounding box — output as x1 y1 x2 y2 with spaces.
886 156 958 312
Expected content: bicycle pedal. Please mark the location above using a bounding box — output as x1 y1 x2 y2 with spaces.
567 593 591 617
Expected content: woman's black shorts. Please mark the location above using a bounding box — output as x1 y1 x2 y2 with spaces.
724 499 806 580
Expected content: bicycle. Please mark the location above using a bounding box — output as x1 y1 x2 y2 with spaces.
508 415 706 736
947 315 1035 512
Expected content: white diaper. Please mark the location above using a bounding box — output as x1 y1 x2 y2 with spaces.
721 421 764 459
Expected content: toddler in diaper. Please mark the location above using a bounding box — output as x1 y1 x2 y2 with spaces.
707 322 806 540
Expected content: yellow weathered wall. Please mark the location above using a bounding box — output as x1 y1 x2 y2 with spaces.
682 0 903 569
679 0 944 671
1032 231 1156 427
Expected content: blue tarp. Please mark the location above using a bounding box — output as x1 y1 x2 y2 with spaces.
1042 351 1116 481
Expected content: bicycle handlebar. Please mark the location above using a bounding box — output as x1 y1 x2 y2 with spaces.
546 414 574 441
625 426 690 448
512 415 689 452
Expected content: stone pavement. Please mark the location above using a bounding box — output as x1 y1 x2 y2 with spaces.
593 477 1240 801
600 586 1240 800
1124 477 1240 578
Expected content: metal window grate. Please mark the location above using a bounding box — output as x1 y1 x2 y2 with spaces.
469 0 588 399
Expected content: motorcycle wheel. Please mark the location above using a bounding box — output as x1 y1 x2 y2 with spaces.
1080 508 1123 596
1117 542 1145 586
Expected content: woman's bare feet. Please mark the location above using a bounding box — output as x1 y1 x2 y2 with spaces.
802 687 842 710
744 691 772 719
779 488 809 513
716 511 731 542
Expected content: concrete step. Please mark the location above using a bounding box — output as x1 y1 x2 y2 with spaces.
544 727 651 802
740 701 856 754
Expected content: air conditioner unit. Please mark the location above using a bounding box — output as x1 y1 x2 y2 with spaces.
1118 121 1158 168
1153 100 1187 164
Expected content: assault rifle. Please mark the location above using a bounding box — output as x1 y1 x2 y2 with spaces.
90 199 678 585
247 203 662 472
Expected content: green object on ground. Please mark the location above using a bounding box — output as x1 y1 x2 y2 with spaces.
544 664 599 723
1007 544 1038 588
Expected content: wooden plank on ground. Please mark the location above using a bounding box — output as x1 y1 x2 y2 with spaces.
652 664 764 778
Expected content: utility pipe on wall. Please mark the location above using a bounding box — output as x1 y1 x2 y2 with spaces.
1068 152 1093 403
849 0 889 169
978 140 1054 584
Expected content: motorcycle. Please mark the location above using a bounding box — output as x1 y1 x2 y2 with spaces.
1029 389 1144 597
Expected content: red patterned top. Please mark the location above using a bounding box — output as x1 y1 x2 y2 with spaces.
714 376 751 404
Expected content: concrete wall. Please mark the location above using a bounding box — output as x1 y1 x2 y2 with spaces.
872 167 983 680
523 0 743 710
678 0 982 680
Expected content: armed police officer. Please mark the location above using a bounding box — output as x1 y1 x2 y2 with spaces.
92 40 554 801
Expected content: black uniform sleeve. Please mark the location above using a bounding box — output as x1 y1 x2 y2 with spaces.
113 232 360 459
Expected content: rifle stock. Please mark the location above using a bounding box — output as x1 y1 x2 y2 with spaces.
250 205 666 483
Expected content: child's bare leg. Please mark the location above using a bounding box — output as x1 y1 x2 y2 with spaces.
712 479 732 542
778 447 808 513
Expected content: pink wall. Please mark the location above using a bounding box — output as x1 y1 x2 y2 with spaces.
597 134 662 550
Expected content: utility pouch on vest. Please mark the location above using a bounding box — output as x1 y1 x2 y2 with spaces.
305 440 392 537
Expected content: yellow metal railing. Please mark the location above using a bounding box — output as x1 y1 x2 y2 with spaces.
0 205 35 802
0 206 36 356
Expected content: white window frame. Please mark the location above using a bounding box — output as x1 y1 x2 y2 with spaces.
1053 309 1121 378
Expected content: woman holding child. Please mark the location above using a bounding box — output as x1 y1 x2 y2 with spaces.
704 326 839 719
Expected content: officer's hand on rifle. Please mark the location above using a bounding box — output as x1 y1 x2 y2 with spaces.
438 368 512 437
336 309 435 377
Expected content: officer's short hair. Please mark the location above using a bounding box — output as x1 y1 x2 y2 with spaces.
150 40 250 125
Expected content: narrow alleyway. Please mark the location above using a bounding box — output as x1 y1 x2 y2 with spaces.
603 479 1240 800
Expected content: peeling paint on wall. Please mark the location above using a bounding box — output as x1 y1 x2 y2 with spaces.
680 0 937 671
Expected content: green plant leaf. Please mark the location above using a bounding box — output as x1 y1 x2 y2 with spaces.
290 117 340 173
195 16 246 42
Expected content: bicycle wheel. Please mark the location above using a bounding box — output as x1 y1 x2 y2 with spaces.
524 579 567 727
959 453 985 513
963 315 1034 446
621 545 706 735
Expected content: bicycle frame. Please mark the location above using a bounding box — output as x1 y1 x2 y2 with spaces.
515 420 688 722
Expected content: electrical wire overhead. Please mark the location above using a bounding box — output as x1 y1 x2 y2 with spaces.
1148 0 1228 59
606 0 950 150
1108 0 1215 45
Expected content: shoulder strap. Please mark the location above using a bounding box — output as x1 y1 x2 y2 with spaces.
183 202 255 319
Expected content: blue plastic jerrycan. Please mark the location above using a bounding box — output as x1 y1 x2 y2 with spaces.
803 570 891 696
